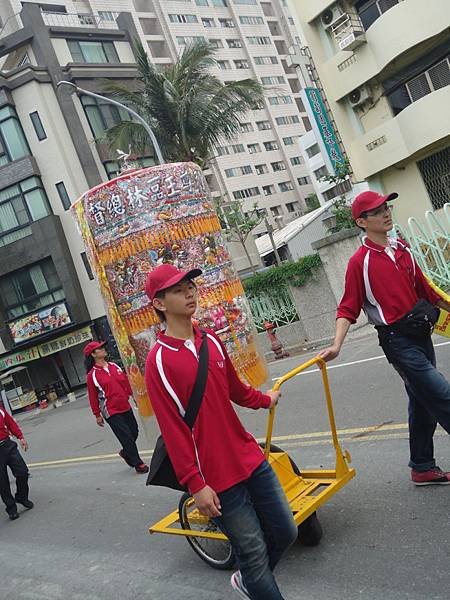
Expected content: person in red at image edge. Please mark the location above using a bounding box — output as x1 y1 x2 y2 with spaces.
320 190 450 486
84 341 148 474
144 264 297 600
0 407 33 520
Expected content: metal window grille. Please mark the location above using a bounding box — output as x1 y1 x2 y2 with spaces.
417 147 450 211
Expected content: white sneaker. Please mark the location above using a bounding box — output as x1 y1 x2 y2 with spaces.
230 571 251 599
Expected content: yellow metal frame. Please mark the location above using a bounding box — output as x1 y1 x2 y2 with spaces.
149 356 355 540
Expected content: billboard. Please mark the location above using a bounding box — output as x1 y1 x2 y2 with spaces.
304 87 345 173
8 302 71 344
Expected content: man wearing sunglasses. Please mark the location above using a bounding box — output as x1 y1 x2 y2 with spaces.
320 190 450 486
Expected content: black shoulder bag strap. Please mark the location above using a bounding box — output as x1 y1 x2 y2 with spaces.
146 331 209 490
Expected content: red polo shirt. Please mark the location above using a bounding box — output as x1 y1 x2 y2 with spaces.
0 408 23 442
87 362 133 418
337 237 440 326
145 327 271 495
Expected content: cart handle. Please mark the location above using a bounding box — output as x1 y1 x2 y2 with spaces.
264 356 345 472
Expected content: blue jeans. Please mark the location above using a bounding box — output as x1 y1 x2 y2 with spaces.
379 330 450 471
213 460 297 600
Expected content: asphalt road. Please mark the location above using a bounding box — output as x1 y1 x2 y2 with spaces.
2 332 450 600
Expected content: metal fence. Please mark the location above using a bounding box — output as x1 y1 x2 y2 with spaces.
247 286 299 332
396 203 450 290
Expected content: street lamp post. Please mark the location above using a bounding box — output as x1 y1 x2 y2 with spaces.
56 80 165 165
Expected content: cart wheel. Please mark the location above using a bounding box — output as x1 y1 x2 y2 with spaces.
259 443 301 475
178 492 235 570
298 512 323 546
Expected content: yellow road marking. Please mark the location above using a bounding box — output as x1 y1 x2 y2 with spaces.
28 422 411 469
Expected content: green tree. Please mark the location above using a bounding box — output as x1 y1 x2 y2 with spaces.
215 199 263 275
102 39 264 167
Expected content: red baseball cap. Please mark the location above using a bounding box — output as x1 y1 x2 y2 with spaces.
145 264 202 301
351 190 398 220
83 340 106 357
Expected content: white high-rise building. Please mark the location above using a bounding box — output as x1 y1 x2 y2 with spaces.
1 0 320 236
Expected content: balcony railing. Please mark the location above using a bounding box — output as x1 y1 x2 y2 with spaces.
42 12 119 30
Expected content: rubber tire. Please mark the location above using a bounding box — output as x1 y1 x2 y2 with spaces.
178 492 235 570
260 443 323 546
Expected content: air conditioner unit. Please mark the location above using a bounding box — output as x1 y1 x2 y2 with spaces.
348 85 371 108
321 4 344 29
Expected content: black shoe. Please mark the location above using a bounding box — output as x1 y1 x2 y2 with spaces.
9 512 19 521
16 499 34 510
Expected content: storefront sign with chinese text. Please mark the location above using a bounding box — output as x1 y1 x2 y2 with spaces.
37 326 92 357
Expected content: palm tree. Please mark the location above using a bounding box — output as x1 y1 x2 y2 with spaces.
102 39 264 167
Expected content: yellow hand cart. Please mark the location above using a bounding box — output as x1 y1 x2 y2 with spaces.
149 356 356 569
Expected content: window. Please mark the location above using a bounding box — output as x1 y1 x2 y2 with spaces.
227 39 242 48
208 39 223 48
0 177 51 247
270 205 282 216
297 176 311 185
29 111 47 141
256 120 271 131
275 115 300 125
233 187 259 199
314 166 328 179
247 143 261 154
288 17 294 25
177 35 206 45
322 179 352 201
212 0 227 5
81 94 130 138
239 16 264 25
406 58 449 102
268 94 292 104
231 143 245 153
279 181 294 192
282 136 296 145
196 0 209 5
247 36 271 45
202 17 215 27
302 116 312 131
169 14 198 23
81 252 94 281
98 11 115 21
225 165 253 177
255 164 268 175
290 156 302 166
240 122 253 133
234 0 257 4
0 258 64 320
356 0 400 31
271 161 286 172
261 76 285 85
217 60 231 70
234 59 249 69
254 56 278 66
262 184 275 196
286 201 300 213
305 143 320 158
56 182 71 210
219 18 235 27
0 106 30 166
103 156 154 180
263 140 278 151
417 147 450 210
67 40 119 63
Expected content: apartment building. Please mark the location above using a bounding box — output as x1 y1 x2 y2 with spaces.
1 0 321 235
291 0 450 226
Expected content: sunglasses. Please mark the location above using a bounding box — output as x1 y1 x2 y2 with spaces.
361 202 392 218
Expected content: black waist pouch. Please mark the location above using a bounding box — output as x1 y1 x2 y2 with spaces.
384 299 440 340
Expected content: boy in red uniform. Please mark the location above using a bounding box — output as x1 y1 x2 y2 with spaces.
0 406 33 520
320 190 450 485
85 341 148 474
144 264 297 600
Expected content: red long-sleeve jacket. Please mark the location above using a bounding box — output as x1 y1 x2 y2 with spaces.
145 327 271 495
86 362 133 418
0 407 24 441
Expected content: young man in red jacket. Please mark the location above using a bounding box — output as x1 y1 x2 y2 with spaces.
85 341 148 474
320 190 450 485
0 406 33 520
145 264 297 600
